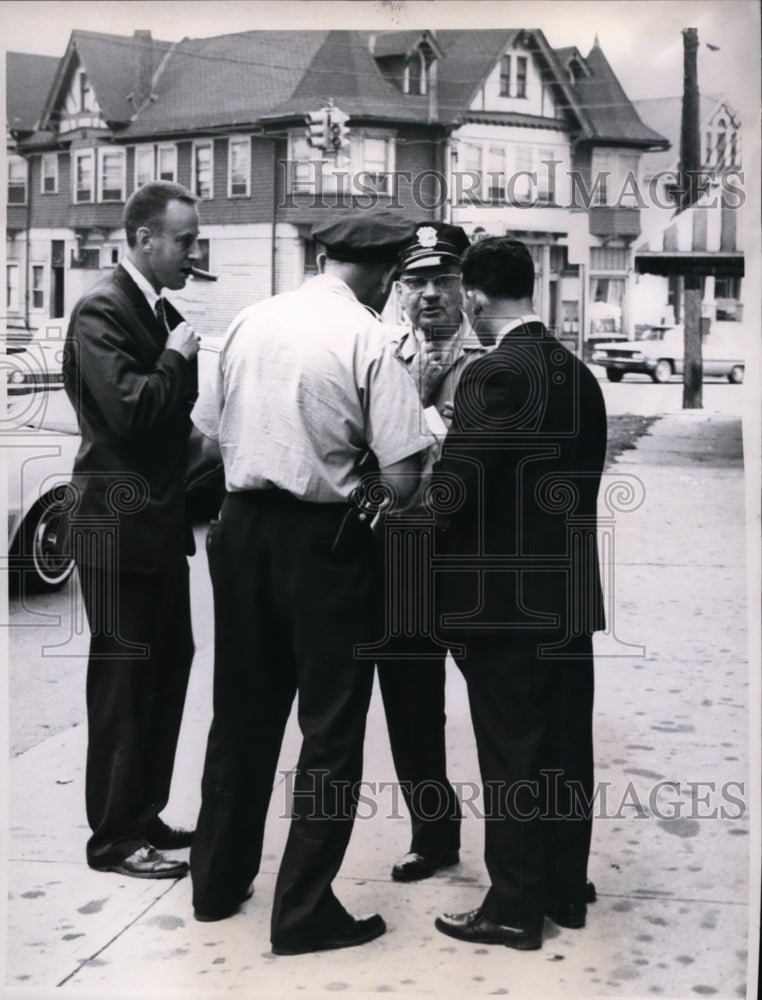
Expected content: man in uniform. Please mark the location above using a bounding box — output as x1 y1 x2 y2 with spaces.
433 236 607 950
189 211 433 955
375 222 482 882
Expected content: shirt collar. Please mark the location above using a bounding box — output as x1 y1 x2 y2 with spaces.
121 257 162 312
495 314 543 347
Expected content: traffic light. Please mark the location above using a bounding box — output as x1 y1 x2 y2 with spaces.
328 108 350 151
305 109 329 150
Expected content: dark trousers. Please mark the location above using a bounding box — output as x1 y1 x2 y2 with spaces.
376 648 461 856
77 561 194 866
451 632 594 930
190 492 376 943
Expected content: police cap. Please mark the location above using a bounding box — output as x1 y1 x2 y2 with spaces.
312 211 415 263
398 222 470 273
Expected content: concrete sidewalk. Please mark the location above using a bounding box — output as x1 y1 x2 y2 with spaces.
4 411 755 999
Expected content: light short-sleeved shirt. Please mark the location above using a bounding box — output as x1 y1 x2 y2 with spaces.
192 274 434 502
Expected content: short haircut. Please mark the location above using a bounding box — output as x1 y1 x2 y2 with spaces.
461 236 535 301
123 181 197 248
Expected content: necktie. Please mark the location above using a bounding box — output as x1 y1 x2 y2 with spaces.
155 297 170 334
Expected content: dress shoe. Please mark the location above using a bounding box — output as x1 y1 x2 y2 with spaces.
194 886 254 923
271 913 386 955
391 849 460 882
144 818 194 850
546 881 596 928
92 845 189 880
435 908 542 950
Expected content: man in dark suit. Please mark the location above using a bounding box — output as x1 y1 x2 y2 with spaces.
432 237 607 950
63 180 202 879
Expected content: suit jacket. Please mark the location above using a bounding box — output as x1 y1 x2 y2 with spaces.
63 263 198 573
433 321 607 639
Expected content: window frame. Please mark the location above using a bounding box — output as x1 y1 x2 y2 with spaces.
499 55 511 97
41 153 58 195
97 147 126 203
31 264 45 310
134 145 155 190
72 148 95 204
228 136 251 198
157 143 178 182
8 154 28 206
192 140 214 200
515 56 528 99
6 263 20 311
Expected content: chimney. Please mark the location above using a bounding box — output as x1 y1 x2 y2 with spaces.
132 30 154 112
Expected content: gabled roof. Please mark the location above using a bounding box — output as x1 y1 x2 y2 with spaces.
568 41 669 148
125 30 328 134
634 94 736 175
6 52 59 133
262 30 428 122
370 30 442 61
41 30 174 129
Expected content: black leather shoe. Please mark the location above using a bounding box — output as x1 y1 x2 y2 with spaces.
194 886 253 923
92 845 189 880
271 913 386 955
144 818 194 850
435 908 542 950
545 880 596 928
546 901 586 929
391 850 460 882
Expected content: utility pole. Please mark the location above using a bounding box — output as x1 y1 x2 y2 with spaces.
679 27 703 409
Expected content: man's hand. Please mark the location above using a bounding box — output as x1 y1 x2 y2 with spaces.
411 342 450 406
166 322 201 361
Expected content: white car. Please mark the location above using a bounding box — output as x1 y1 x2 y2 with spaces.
6 341 224 592
6 391 80 592
591 325 745 384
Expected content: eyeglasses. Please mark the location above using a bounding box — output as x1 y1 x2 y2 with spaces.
398 273 461 292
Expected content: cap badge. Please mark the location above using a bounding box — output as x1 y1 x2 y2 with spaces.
416 226 438 248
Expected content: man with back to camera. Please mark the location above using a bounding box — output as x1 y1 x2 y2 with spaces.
432 236 607 950
375 222 483 883
189 211 435 954
63 181 202 879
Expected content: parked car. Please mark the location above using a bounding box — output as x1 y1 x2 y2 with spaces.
4 338 68 396
6 342 224 592
591 325 745 384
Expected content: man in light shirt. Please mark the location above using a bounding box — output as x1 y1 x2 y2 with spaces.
189 211 433 955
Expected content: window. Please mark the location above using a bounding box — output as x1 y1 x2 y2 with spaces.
98 148 126 202
228 137 250 197
404 52 427 95
32 265 44 310
286 129 394 198
73 149 95 203
41 154 58 194
157 144 177 182
135 145 154 188
515 56 528 98
8 155 28 205
537 148 557 203
193 141 214 199
500 55 511 96
7 263 20 310
513 146 533 202
79 71 91 111
487 146 506 201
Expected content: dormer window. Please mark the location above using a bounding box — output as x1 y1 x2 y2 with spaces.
567 57 586 83
79 71 91 112
403 50 427 95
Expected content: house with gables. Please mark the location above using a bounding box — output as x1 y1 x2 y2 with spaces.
6 27 668 351
632 94 744 333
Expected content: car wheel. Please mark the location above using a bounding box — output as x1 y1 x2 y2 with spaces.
13 496 75 592
728 365 744 384
605 369 624 382
651 359 673 383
